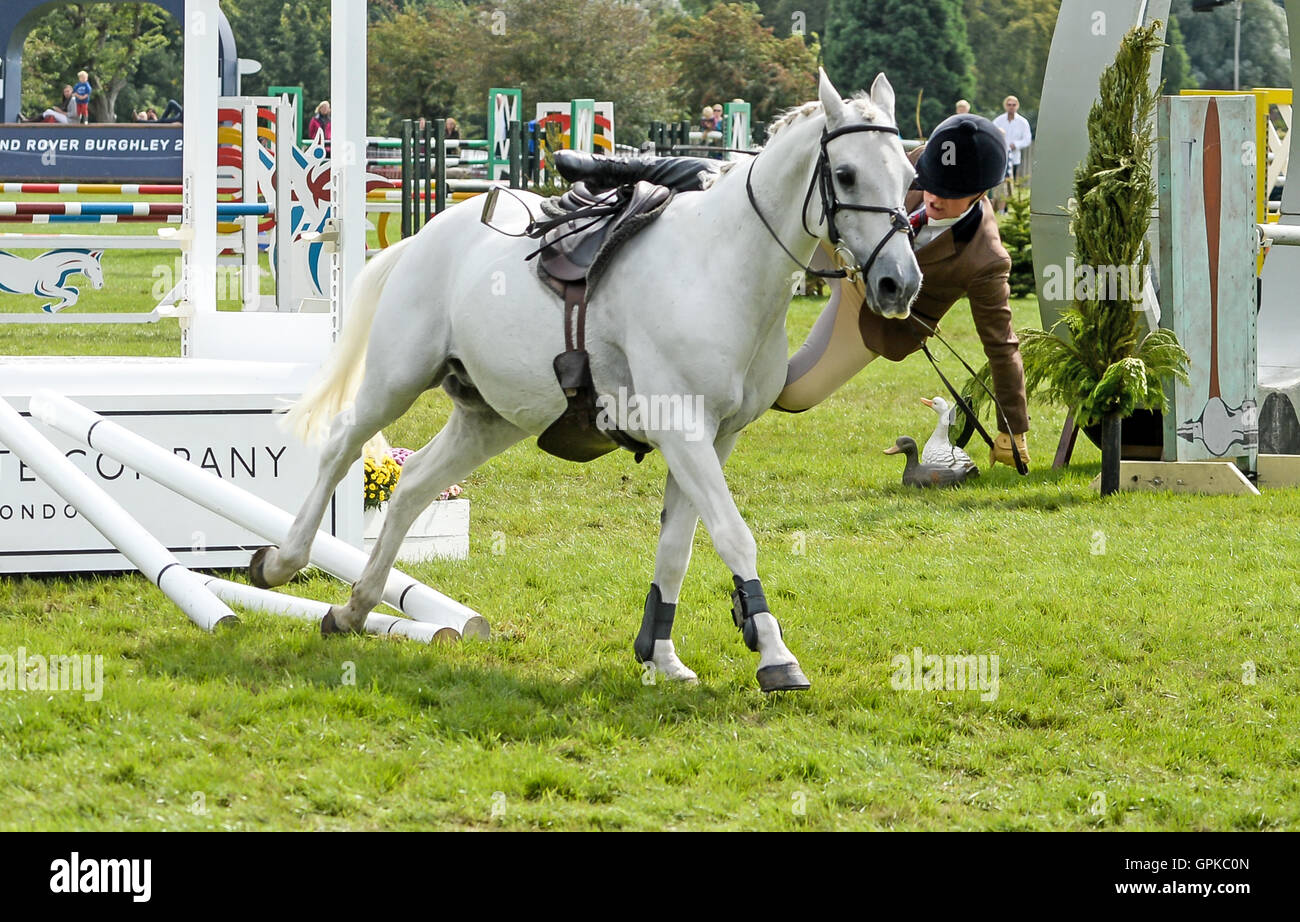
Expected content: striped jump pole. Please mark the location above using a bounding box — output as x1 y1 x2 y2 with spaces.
0 214 184 224
0 183 184 195
0 202 271 217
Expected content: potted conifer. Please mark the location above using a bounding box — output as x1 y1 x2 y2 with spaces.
981 22 1190 495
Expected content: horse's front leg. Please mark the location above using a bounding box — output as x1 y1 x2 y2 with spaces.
654 431 809 693
638 469 703 684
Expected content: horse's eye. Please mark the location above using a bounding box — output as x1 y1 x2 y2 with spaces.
835 166 856 188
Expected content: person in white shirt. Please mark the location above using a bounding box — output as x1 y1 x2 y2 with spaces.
991 95 1032 180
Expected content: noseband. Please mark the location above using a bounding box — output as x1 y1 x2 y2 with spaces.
745 121 914 283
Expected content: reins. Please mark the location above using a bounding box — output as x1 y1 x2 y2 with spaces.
908 315 1028 475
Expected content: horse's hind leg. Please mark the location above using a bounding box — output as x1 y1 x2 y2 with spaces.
251 370 430 589
654 432 809 693
323 406 525 633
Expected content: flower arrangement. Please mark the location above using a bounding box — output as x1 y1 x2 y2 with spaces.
363 454 402 510
363 446 464 510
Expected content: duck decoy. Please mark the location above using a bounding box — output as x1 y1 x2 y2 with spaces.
920 396 978 473
884 436 979 488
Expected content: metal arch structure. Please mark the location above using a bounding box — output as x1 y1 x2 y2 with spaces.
1034 0 1300 454
1256 1 1300 452
0 0 238 124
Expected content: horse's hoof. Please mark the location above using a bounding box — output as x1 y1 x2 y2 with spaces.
248 546 276 589
320 608 344 636
757 663 811 693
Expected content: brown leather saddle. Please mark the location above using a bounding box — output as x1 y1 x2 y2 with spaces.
526 156 685 462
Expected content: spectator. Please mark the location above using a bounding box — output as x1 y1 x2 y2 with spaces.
146 107 159 121
444 116 460 140
41 86 76 124
991 95 1032 182
135 111 149 122
157 99 182 123
955 99 971 115
73 71 92 124
711 104 724 130
307 100 331 145
699 105 715 133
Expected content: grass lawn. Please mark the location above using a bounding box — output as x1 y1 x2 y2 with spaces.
1 255 1297 828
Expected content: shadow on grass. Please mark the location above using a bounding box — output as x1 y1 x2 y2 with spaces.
846 464 1103 522
129 626 820 746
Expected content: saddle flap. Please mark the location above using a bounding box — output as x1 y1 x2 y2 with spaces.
553 349 591 394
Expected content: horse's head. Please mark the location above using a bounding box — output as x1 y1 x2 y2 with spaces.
815 69 921 319
85 250 105 289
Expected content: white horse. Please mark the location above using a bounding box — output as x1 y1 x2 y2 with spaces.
254 70 922 692
0 249 105 312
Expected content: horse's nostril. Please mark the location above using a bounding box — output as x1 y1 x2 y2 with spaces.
878 276 901 298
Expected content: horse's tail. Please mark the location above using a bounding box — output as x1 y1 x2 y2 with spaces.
283 236 415 445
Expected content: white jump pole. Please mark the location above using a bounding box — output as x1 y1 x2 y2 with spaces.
201 578 448 643
30 392 486 640
0 397 238 632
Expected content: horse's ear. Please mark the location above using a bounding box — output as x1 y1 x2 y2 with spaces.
870 73 896 125
818 68 847 129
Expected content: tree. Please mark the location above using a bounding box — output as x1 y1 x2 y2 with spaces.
1160 12 1196 93
824 0 976 137
961 0 1060 120
367 3 478 134
1012 23 1189 495
1171 0 1289 89
443 0 675 144
754 0 830 40
21 3 174 122
661 3 819 125
222 0 332 117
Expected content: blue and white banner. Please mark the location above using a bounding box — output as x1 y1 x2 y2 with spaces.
0 123 182 182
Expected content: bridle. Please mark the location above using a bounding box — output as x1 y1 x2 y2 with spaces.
745 121 914 284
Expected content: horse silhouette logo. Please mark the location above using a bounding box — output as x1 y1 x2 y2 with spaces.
0 249 106 312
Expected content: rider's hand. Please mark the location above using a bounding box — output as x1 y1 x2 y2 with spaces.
991 432 1030 469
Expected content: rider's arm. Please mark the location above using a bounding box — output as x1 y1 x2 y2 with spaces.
966 253 1029 436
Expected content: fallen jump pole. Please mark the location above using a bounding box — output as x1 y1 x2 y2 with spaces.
201 577 448 643
31 391 487 640
0 396 239 632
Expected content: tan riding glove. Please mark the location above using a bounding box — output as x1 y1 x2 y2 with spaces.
991 432 1030 469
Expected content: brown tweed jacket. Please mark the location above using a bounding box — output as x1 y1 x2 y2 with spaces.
857 149 1029 433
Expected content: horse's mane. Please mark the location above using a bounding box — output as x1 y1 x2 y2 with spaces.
766 92 886 140
699 93 887 190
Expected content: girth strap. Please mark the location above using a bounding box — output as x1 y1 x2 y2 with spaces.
555 281 589 393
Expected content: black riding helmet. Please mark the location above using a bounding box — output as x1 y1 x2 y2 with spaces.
913 114 1008 198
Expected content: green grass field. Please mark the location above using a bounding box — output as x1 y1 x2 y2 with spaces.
1 219 1297 829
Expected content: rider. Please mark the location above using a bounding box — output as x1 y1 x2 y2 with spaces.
775 113 1031 468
